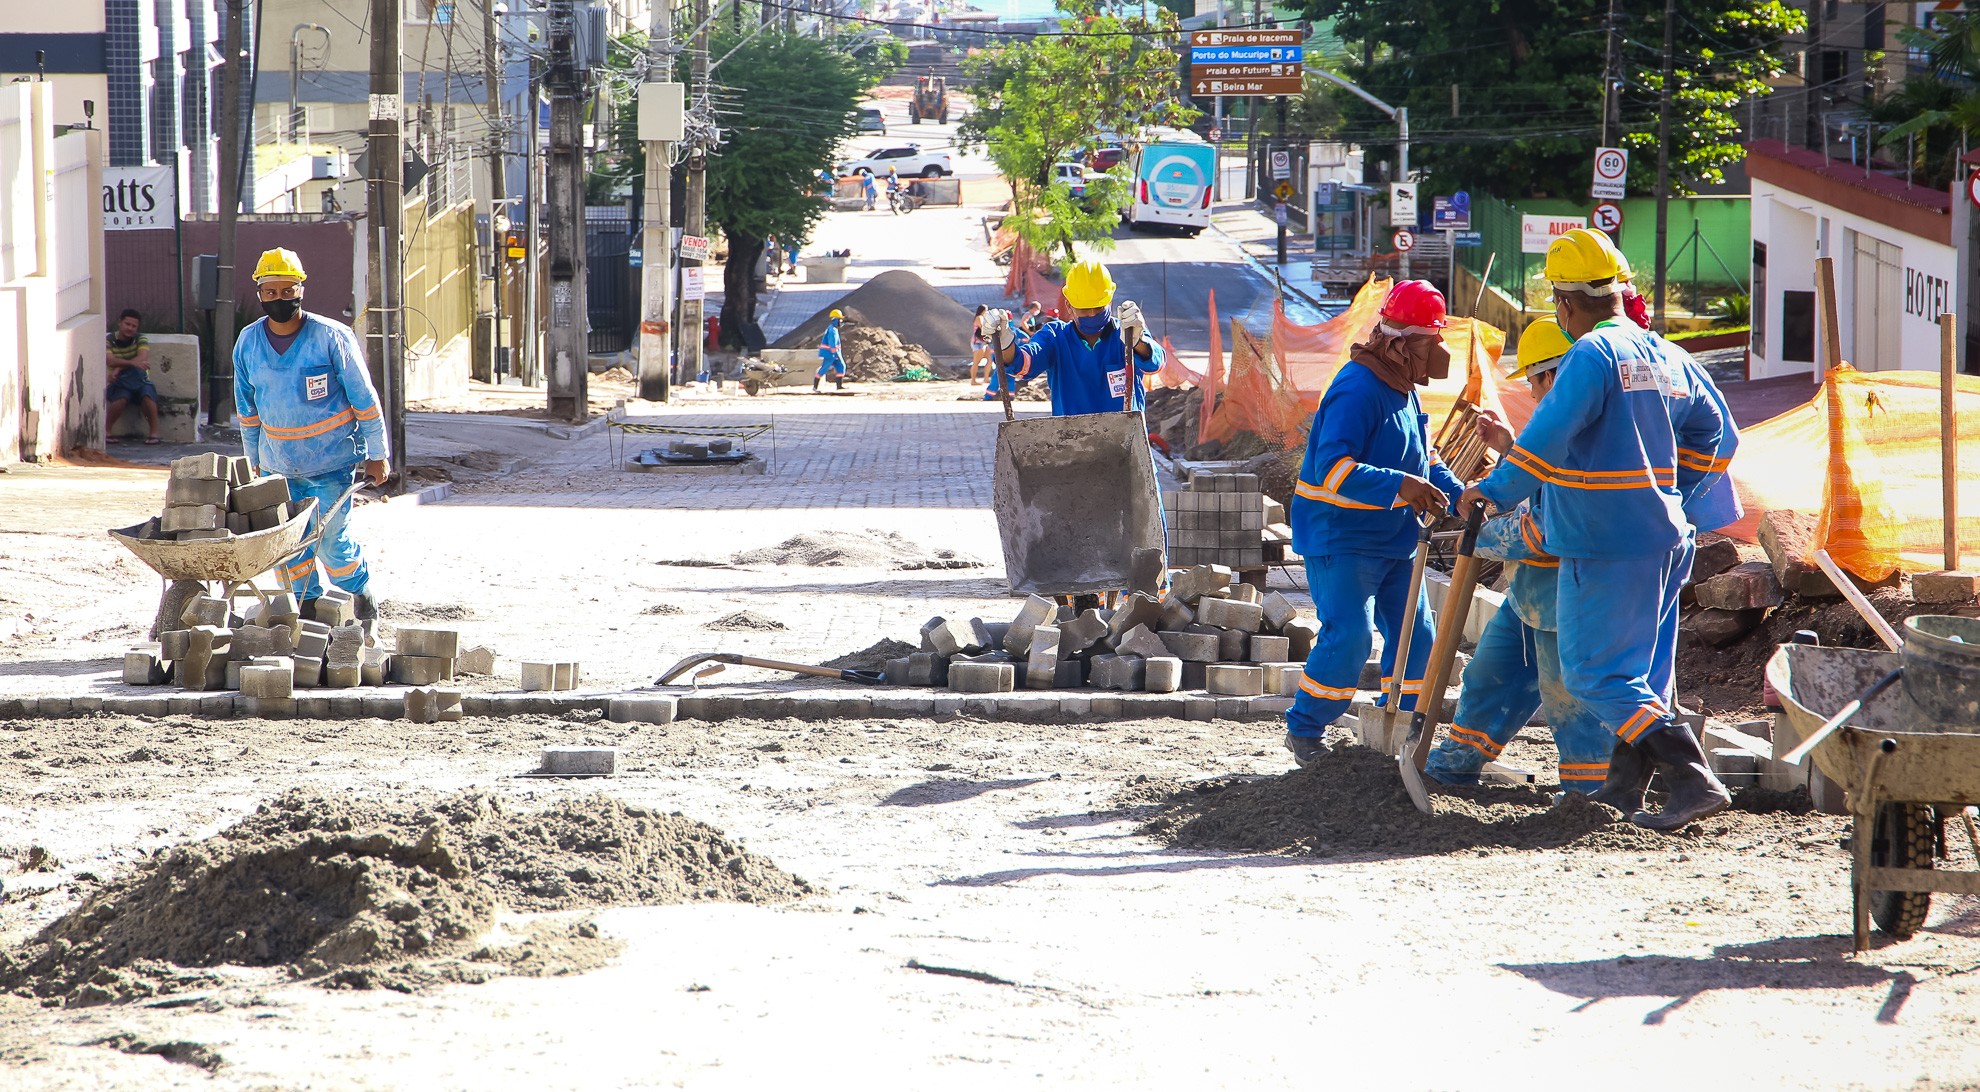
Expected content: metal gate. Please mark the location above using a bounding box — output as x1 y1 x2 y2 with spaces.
585 206 636 355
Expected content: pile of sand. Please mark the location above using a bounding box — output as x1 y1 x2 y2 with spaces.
823 637 919 671
732 530 980 570
841 322 938 381
771 270 982 362
706 611 786 632
0 791 810 1006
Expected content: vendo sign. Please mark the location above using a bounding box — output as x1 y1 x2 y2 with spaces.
102 166 177 231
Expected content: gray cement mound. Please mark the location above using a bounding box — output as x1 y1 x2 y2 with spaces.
771 269 980 361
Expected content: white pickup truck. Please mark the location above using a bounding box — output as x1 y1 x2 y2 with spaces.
836 144 955 179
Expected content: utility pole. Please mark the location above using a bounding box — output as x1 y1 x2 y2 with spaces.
213 0 245 427
636 0 676 401
681 0 709 385
367 0 407 483
1651 0 1675 332
1600 0 1620 147
480 0 504 384
523 56 540 385
544 0 589 420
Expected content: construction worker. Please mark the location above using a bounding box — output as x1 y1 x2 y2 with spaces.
1422 318 1610 792
1459 228 1740 831
983 259 1161 415
815 309 846 391
233 247 388 631
1282 280 1465 768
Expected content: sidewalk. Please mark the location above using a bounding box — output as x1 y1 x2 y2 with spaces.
1209 200 1353 318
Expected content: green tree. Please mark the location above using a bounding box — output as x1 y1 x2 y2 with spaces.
1297 0 1804 198
1874 14 1980 189
959 0 1197 262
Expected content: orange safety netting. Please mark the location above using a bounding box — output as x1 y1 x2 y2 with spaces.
1720 365 1980 578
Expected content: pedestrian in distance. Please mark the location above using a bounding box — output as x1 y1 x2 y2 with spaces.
1459 227 1741 831
862 172 878 211
1018 300 1045 337
104 307 162 445
232 247 390 638
969 304 991 386
1421 318 1612 795
815 308 847 392
1280 279 1464 771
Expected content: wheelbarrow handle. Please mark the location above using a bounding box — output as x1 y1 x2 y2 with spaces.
293 479 368 556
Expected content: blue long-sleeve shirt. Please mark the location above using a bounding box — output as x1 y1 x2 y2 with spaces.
1475 320 1736 560
1291 361 1465 560
233 313 387 479
1010 319 1163 416
818 323 842 365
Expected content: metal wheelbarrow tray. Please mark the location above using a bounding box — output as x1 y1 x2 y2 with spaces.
1767 642 1980 950
110 498 322 583
991 410 1165 597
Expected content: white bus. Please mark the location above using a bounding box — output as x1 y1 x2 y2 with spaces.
1123 138 1215 235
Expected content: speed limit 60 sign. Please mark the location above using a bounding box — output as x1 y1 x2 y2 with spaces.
1591 146 1629 200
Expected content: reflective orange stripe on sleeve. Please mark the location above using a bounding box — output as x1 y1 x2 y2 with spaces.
1295 479 1387 511
1677 447 1731 472
352 404 381 421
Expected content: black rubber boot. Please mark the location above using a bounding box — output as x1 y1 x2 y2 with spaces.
1284 732 1329 769
1630 724 1731 832
812 377 820 392
1583 737 1654 813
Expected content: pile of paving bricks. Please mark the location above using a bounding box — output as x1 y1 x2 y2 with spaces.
889 564 1315 698
141 454 295 541
1162 473 1282 570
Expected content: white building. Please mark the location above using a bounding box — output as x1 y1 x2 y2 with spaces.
1746 138 1962 380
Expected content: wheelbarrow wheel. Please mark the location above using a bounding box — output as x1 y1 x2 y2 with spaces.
743 379 762 396
1869 801 1934 938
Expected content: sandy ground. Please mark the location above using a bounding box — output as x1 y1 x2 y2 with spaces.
1 709 1979 1090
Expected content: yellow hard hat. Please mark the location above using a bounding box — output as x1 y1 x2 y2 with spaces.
1062 260 1115 309
251 247 307 283
829 309 843 319
1540 228 1626 295
1509 316 1574 380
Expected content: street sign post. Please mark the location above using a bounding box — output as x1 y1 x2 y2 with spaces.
1390 183 1416 226
679 234 711 261
1270 150 1291 180
1431 191 1470 232
1189 29 1304 98
1591 147 1629 200
1208 127 1222 143
1591 200 1624 236
1453 231 1483 247
1392 228 1415 252
1273 180 1295 201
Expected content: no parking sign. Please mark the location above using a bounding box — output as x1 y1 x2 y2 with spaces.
1592 201 1624 236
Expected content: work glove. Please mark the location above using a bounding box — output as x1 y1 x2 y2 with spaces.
1117 300 1145 352
985 308 1016 353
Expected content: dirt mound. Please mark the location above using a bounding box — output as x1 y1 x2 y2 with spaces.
0 791 810 1006
381 601 472 622
706 611 785 631
840 322 938 381
770 269 980 362
732 529 980 570
823 637 919 671
1136 734 1839 858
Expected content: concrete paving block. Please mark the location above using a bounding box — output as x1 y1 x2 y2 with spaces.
1694 561 1784 611
295 696 333 719
165 476 231 507
1107 593 1165 640
34 697 72 717
1158 594 1196 632
1144 656 1183 693
1122 695 1185 719
329 695 367 719
1091 696 1124 718
884 657 912 686
395 655 454 686
1003 594 1058 656
542 746 618 776
225 512 251 535
1027 626 1062 660
1161 630 1221 663
395 625 461 659
433 689 465 722
123 646 169 686
245 697 296 719
1171 564 1234 602
1180 661 1209 691
1226 581 1262 605
360 655 394 687
1260 591 1297 632
1059 610 1110 656
170 452 228 480
1283 622 1317 662
292 656 324 689
906 652 949 688
1089 654 1147 691
1197 596 1264 633
871 694 939 718
306 593 353 626
1060 695 1093 716
248 504 290 532
294 629 330 662
1206 664 1265 697
231 624 292 660
1052 659 1087 688
229 476 290 513
1253 696 1296 715
322 664 361 688
161 504 225 534
1913 570 1980 604
298 618 332 640
1263 662 1303 696
1249 635 1291 663
608 695 680 724
239 664 294 699
181 595 228 628
922 617 977 657
1114 624 1172 660
930 695 964 717
359 694 403 719
158 629 191 660
165 694 201 716
950 661 1016 694
1216 697 1256 720
403 689 440 724
325 625 365 667
456 645 497 675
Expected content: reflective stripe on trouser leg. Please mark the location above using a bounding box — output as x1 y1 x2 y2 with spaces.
284 468 371 599
1533 627 1615 793
1425 608 1541 785
1556 549 1689 745
1287 553 1385 737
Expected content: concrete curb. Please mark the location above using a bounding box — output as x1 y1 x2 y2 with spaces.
546 415 612 441
1210 214 1334 314
0 688 1296 724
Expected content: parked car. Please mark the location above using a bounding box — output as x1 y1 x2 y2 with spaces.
1084 145 1127 172
837 144 954 178
857 107 887 134
1052 161 1088 198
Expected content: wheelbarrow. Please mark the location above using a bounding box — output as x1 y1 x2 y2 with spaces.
990 338 1165 597
108 480 365 621
1766 616 1980 952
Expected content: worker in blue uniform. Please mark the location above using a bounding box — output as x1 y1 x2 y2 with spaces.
815 309 846 391
1460 228 1741 831
1282 280 1465 769
1422 318 1611 792
985 260 1163 414
233 247 389 635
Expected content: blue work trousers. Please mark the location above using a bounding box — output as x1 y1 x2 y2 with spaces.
1423 609 1613 792
278 466 372 601
1287 552 1432 737
1555 539 1693 746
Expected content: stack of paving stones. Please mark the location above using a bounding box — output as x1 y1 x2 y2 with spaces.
885 564 1312 702
146 455 297 541
1163 473 1269 569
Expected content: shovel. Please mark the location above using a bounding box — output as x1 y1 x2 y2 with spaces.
1397 499 1488 814
1381 515 1437 745
655 651 888 687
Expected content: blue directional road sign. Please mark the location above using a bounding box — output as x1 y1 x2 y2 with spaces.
1190 46 1304 64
